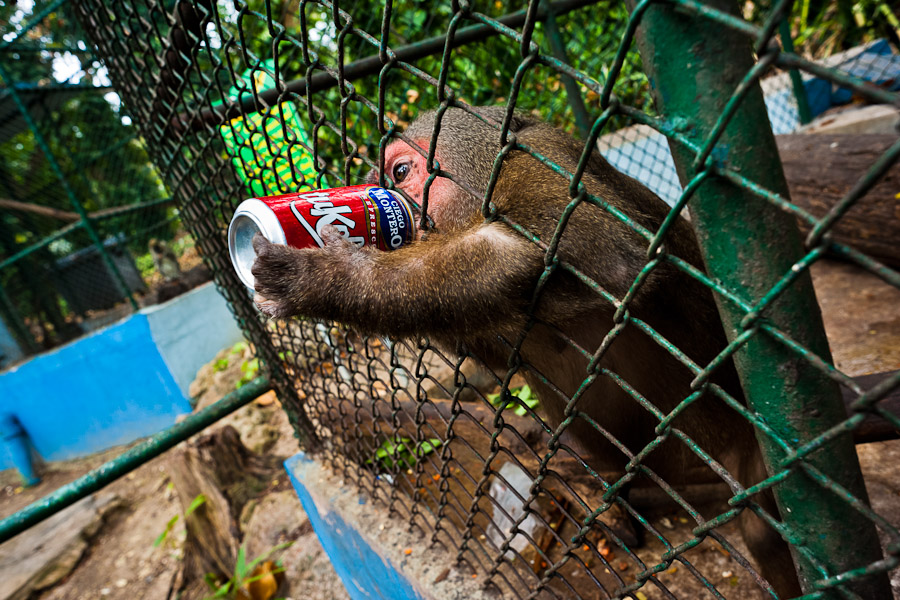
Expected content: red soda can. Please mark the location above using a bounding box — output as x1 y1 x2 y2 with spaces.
228 185 416 289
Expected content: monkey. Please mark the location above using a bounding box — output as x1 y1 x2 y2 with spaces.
250 106 802 596
149 238 182 282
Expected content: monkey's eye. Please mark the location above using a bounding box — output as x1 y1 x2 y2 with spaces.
391 162 410 183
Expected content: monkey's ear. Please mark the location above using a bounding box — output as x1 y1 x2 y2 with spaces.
506 112 542 132
472 106 540 132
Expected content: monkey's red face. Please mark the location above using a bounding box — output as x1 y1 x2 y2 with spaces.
367 138 476 235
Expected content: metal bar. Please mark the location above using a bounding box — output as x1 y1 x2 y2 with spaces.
0 195 174 273
628 0 892 597
2 82 113 92
0 222 83 272
539 0 592 138
0 0 72 51
0 43 92 54
0 61 139 310
175 0 601 132
778 19 812 124
0 376 272 544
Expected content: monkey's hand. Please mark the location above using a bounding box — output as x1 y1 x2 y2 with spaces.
251 228 359 319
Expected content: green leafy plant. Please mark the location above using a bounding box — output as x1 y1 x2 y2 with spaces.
367 436 443 471
235 357 260 389
154 493 206 548
203 541 293 599
487 385 540 417
135 251 157 279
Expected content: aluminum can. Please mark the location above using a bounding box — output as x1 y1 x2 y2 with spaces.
228 185 416 289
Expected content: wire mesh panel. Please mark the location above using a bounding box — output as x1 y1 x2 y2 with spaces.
69 0 899 598
0 7 197 363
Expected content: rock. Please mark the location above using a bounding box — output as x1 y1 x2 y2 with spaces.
0 493 123 600
799 104 899 136
241 491 309 562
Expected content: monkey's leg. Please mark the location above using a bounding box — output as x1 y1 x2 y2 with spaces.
736 449 803 598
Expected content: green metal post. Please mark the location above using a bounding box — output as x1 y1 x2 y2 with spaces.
779 19 813 125
0 377 272 543
540 0 592 138
0 61 139 311
628 1 891 597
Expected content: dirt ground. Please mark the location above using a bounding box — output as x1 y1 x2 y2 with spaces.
0 344 349 600
1 259 898 600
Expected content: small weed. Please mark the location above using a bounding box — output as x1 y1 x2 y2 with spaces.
487 385 540 417
154 493 206 548
367 436 443 471
203 542 293 599
235 357 260 389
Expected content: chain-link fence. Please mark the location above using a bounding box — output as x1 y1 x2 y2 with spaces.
67 0 899 597
0 5 204 366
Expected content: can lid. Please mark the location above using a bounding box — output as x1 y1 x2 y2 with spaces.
228 198 287 289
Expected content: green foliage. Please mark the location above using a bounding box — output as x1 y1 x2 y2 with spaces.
236 358 261 389
487 385 540 418
135 252 157 279
748 0 900 57
203 542 293 600
0 2 172 340
366 436 444 471
154 493 207 548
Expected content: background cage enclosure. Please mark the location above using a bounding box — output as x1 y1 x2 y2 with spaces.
68 0 899 598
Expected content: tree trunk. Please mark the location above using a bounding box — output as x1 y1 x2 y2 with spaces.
776 133 900 270
166 425 282 599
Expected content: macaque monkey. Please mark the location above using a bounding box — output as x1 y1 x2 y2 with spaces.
251 106 801 596
149 238 182 281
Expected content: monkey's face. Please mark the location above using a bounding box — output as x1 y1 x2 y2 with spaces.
367 138 482 236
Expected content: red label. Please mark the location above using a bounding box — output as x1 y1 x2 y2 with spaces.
254 185 415 251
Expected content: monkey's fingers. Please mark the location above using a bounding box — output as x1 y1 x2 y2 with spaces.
319 224 358 250
252 232 272 255
250 240 308 319
253 292 287 318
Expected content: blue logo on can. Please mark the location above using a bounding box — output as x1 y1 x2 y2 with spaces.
367 187 413 249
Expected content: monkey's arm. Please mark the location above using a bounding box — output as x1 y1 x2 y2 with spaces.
250 224 544 338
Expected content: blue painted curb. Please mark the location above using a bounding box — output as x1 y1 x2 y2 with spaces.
284 453 427 600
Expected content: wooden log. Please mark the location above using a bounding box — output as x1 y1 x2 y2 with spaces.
167 425 283 599
776 133 900 269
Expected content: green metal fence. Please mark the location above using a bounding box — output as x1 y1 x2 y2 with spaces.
0 6 198 364
2 0 899 598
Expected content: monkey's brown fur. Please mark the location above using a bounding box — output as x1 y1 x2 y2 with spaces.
251 106 801 596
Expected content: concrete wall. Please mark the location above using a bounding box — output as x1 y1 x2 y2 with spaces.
285 453 428 600
0 282 244 469
0 316 24 368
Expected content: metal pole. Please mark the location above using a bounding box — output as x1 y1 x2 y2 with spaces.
628 0 891 597
176 0 602 132
0 61 139 310
778 19 813 125
0 376 272 543
539 0 592 138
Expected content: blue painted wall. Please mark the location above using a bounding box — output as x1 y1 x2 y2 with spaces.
285 453 426 600
146 283 246 396
0 314 190 465
0 282 245 470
